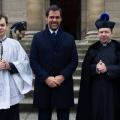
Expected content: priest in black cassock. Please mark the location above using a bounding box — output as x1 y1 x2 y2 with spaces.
76 12 120 120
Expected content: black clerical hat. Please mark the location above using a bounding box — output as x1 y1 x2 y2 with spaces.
95 12 115 30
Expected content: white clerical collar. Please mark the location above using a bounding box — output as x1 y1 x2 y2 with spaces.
0 35 7 42
49 28 58 34
101 39 111 47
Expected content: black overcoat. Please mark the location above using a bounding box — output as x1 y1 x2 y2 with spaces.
76 40 120 120
30 26 78 108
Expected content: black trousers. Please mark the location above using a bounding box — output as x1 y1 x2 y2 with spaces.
0 104 19 120
38 108 70 120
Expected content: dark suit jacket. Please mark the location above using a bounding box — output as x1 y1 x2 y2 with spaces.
30 26 78 108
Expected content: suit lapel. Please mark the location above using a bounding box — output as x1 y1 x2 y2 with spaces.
43 29 55 49
43 27 64 51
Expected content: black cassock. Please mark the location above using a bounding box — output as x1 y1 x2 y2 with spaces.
76 40 120 120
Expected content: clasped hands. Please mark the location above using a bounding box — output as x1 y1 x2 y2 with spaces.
0 59 10 70
96 60 107 74
45 75 64 88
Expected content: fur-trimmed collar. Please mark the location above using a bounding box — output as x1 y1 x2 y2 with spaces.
90 39 120 51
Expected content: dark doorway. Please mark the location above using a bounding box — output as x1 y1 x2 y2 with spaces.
50 0 81 39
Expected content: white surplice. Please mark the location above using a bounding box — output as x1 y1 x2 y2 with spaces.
0 37 33 109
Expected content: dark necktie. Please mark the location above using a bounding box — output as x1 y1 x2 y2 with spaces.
0 41 3 60
51 32 56 45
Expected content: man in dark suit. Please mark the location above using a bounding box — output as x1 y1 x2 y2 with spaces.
30 4 78 120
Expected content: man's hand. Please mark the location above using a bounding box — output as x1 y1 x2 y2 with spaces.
45 75 65 87
45 76 57 88
55 75 64 86
0 59 11 70
96 60 107 74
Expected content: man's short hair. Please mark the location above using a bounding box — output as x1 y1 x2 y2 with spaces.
46 5 62 17
0 14 8 24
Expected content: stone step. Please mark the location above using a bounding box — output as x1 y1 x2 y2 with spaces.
77 48 87 54
78 59 83 67
73 76 81 86
76 43 90 49
74 86 80 98
87 39 98 44
20 42 31 51
78 53 85 59
20 97 78 112
73 67 81 76
20 111 76 120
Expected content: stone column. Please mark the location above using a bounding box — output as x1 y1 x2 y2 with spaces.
87 0 105 31
27 0 49 31
0 0 2 14
42 0 50 29
27 0 42 31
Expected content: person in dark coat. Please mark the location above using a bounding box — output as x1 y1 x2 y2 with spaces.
76 12 120 120
30 5 78 120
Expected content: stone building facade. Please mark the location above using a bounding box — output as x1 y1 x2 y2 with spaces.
0 0 120 39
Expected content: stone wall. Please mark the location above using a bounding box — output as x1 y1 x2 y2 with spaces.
2 0 26 25
105 0 120 36
27 0 49 31
1 0 120 37
81 0 87 38
0 0 2 14
85 0 120 37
